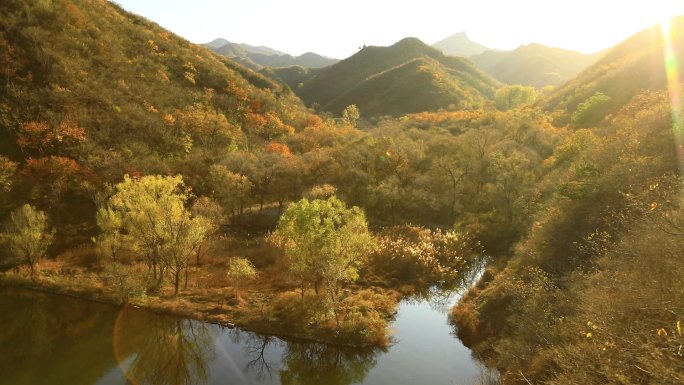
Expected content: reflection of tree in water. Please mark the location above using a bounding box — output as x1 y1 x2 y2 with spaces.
407 260 487 314
0 288 120 385
230 328 284 382
0 290 53 364
279 342 379 385
115 308 214 385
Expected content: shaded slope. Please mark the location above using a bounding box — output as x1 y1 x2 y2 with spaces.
296 38 499 116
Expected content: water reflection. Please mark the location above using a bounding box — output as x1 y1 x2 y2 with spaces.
0 285 482 385
280 342 378 385
0 289 118 385
113 307 214 385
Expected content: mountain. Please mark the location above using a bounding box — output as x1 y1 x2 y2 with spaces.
541 16 684 124
470 44 603 88
249 52 340 68
431 32 492 57
294 37 500 116
206 39 338 69
0 0 311 244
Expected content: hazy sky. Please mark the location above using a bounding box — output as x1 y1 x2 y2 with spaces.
113 0 684 58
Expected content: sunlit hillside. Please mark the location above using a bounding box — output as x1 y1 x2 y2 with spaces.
453 16 684 385
0 0 313 247
543 16 684 125
470 43 602 88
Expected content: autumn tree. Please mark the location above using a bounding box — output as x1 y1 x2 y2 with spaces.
274 196 375 326
94 206 131 262
102 175 211 294
0 156 17 193
207 164 252 223
4 204 54 280
342 104 360 127
175 103 241 149
16 120 86 156
226 257 257 299
189 197 223 267
494 85 536 111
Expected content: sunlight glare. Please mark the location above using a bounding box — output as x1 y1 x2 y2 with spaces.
661 19 684 172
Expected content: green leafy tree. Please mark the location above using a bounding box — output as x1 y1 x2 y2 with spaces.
94 206 132 262
0 156 17 193
189 197 223 267
494 85 537 110
341 104 360 127
226 257 257 299
4 204 54 280
103 175 211 294
274 196 375 326
571 92 612 126
208 164 252 223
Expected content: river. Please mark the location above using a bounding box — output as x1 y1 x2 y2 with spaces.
0 287 485 385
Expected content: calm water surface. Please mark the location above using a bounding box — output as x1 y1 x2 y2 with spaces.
0 287 482 385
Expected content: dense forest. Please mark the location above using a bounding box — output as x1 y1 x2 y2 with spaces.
0 0 683 384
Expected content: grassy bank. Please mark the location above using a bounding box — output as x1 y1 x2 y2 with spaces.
0 239 400 348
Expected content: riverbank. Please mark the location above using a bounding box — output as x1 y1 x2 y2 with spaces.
0 262 399 349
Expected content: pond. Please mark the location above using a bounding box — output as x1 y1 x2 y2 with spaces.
0 286 486 385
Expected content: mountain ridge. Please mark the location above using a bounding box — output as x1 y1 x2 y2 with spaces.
293 37 500 116
206 39 338 69
431 31 493 57
470 43 603 88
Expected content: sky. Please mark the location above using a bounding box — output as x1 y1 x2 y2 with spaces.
113 0 684 59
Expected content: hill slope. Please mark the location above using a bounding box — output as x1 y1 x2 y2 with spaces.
541 16 684 124
431 32 492 57
451 17 684 384
295 38 500 116
0 0 312 243
470 44 602 88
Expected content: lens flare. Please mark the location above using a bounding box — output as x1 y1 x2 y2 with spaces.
662 19 684 171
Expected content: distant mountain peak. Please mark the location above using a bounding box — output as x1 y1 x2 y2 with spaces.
205 38 339 69
205 38 230 49
432 32 491 57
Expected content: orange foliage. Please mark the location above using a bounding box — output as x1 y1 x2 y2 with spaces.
23 156 81 179
407 110 487 125
228 81 249 103
264 142 292 158
22 156 96 200
305 115 324 129
245 112 267 130
17 121 86 155
249 99 263 113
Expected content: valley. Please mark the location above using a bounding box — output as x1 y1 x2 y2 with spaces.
0 1 683 384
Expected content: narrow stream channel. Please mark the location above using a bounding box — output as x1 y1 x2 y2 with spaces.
0 287 484 385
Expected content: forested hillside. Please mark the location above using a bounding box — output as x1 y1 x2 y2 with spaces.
294 37 500 116
542 17 684 125
0 0 313 249
452 17 684 384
